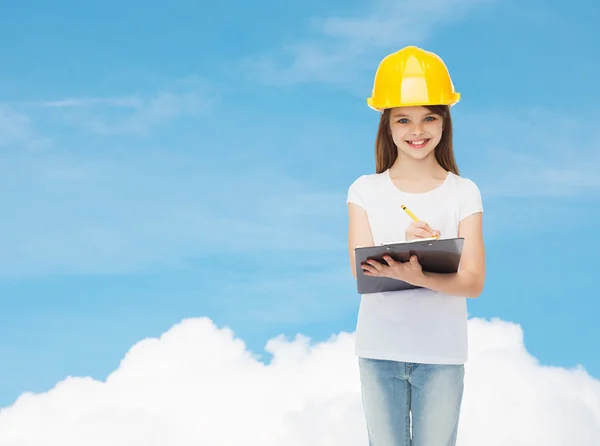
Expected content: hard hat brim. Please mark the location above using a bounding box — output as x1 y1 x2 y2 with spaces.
366 94 461 112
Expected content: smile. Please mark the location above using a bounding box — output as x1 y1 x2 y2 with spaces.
405 139 430 148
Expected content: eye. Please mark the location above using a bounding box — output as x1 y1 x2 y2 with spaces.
396 118 409 124
424 116 437 121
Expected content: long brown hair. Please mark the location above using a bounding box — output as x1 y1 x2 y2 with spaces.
374 105 459 175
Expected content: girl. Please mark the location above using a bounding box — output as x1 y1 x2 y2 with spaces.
346 46 485 446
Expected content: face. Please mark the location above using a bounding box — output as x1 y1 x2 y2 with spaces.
389 106 444 160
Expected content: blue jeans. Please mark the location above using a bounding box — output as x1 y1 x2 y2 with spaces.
358 357 464 446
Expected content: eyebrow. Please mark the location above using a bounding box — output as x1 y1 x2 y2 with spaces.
391 113 439 118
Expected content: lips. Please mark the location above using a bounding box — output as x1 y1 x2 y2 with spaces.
405 139 430 149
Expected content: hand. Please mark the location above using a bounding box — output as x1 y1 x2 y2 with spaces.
405 221 440 241
361 254 425 286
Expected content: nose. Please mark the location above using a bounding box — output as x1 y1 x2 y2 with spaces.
410 122 425 136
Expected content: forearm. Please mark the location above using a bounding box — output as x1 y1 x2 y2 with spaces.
414 270 484 298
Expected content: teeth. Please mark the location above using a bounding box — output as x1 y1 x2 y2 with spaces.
408 139 426 145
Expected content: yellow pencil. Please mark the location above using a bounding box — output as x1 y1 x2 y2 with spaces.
400 204 419 222
401 204 439 239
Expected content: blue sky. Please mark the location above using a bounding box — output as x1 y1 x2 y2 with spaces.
1 0 599 413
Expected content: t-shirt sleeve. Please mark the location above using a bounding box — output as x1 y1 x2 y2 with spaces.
346 175 366 209
459 178 483 221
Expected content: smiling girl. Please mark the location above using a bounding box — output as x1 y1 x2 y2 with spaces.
346 46 485 445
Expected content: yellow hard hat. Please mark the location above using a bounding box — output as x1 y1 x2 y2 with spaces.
367 46 460 111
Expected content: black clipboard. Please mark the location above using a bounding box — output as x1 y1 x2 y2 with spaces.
354 237 464 294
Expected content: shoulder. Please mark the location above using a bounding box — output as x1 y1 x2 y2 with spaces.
446 173 484 217
348 171 388 191
347 171 389 208
446 172 482 196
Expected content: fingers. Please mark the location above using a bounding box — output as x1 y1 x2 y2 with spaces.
367 259 384 270
415 228 433 238
362 257 396 275
410 221 440 238
362 259 383 274
383 255 396 266
413 221 433 232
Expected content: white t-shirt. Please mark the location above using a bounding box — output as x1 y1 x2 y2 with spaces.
346 168 483 365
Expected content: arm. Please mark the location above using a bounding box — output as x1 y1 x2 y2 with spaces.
347 203 375 279
414 212 486 298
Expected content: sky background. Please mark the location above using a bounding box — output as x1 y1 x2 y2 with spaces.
1 0 599 444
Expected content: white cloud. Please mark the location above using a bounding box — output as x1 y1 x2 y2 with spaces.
0 105 46 148
32 86 215 136
38 96 143 108
476 148 600 197
456 107 600 197
245 0 497 86
0 316 598 445
0 147 343 277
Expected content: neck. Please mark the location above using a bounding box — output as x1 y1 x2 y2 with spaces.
389 152 445 180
